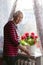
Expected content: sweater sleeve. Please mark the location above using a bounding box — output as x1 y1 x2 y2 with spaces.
8 22 20 46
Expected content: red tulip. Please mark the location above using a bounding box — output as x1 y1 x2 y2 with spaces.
21 36 24 40
25 32 29 37
35 35 38 39
31 32 35 35
30 32 35 39
21 35 27 40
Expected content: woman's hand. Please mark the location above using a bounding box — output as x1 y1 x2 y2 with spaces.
18 45 30 56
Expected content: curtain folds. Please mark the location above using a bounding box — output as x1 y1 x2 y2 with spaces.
34 0 43 46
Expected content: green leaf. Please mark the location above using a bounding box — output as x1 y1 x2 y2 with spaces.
27 39 34 46
20 40 28 45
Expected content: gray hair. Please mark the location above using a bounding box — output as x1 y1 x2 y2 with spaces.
13 10 23 18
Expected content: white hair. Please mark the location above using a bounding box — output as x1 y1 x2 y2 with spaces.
13 10 23 18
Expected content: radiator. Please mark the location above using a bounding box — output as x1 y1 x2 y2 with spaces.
15 59 36 65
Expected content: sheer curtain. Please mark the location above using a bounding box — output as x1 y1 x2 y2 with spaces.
34 0 43 46
1 0 43 43
0 0 17 52
0 0 17 36
14 0 38 35
34 1 43 65
5 0 43 46
9 0 43 46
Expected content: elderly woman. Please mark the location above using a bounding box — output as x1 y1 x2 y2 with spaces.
3 11 30 65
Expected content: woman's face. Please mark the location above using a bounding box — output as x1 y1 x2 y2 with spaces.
15 14 23 24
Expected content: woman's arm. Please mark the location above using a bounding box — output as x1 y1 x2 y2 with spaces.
18 45 30 56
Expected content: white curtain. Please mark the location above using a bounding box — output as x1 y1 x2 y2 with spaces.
34 0 43 46
0 0 17 36
15 0 38 35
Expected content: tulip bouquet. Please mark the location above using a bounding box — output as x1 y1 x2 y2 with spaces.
20 32 42 57
20 32 38 46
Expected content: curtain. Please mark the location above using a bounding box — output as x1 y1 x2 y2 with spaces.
15 0 38 35
0 0 18 52
34 0 43 46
